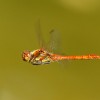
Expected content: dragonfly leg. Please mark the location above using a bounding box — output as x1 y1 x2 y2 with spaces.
31 60 42 65
39 54 51 64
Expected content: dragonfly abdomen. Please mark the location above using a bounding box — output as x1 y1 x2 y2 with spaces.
51 54 100 61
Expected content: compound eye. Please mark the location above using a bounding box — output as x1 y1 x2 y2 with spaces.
22 54 27 61
22 50 30 61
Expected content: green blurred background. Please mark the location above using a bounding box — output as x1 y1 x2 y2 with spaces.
0 0 100 100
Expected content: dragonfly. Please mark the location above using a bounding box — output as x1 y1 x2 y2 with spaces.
22 22 100 65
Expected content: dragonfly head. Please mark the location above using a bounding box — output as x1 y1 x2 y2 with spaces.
22 50 31 62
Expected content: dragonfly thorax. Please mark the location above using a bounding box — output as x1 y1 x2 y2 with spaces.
29 49 53 65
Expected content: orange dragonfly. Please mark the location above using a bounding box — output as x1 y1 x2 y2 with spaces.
22 21 100 65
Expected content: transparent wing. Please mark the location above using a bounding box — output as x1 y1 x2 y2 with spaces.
47 29 62 53
34 19 46 49
34 20 62 53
